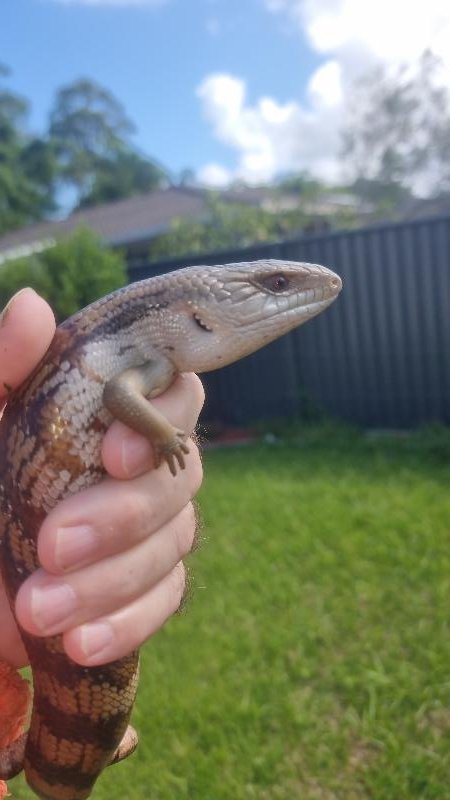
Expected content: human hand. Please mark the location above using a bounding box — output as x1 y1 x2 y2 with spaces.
0 290 203 669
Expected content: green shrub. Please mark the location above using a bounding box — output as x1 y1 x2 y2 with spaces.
0 228 127 321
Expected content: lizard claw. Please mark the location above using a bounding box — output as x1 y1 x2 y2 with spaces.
157 430 190 476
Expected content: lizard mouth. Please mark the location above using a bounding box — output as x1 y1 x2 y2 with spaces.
233 285 339 328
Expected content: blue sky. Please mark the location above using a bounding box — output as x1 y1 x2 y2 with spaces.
2 0 449 187
1 0 319 181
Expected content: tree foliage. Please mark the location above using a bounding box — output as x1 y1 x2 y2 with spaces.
0 64 57 234
0 228 127 321
342 51 450 203
49 78 134 192
148 194 319 261
276 171 324 201
49 78 167 207
0 69 168 234
78 148 166 209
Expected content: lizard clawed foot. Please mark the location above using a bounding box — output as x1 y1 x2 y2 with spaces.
156 429 190 476
109 725 139 765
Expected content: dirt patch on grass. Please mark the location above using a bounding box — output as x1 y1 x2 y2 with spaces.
417 707 450 738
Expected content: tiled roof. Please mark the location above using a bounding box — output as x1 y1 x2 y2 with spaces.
0 187 211 263
0 185 318 264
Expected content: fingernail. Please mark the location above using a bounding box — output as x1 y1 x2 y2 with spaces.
0 288 33 327
31 583 77 633
121 433 152 477
79 621 114 661
54 525 98 571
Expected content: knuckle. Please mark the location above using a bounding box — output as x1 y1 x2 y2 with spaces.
118 490 153 541
116 564 144 601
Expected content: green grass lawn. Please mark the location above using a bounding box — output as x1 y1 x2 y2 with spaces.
10 425 450 799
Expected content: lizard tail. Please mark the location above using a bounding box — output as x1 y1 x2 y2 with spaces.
0 720 138 785
20 633 139 800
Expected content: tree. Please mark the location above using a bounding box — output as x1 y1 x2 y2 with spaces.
0 228 127 321
78 148 167 209
0 64 57 234
148 194 313 261
276 171 325 200
0 70 168 230
49 78 167 206
49 78 134 193
342 51 450 204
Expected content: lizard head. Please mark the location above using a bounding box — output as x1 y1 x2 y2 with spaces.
168 259 342 372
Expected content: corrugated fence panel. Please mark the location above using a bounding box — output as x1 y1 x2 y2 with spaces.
128 215 450 428
201 335 301 426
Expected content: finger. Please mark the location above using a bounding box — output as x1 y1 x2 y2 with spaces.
16 503 196 637
0 289 55 402
63 562 187 666
102 372 205 479
37 442 202 574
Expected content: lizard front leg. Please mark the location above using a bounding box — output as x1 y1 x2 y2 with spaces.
103 359 190 476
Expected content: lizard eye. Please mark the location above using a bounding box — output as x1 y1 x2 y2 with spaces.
261 273 290 293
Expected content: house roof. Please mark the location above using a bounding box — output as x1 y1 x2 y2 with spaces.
0 184 366 265
0 187 214 264
398 195 450 221
0 184 317 264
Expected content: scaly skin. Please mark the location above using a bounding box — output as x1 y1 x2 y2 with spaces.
0 260 341 799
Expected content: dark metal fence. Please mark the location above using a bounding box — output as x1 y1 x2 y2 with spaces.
128 215 450 428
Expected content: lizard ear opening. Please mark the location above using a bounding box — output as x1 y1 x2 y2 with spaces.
193 313 213 333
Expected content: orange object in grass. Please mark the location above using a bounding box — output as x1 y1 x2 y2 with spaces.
0 660 31 794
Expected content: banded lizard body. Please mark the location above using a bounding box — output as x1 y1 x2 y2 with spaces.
0 259 342 800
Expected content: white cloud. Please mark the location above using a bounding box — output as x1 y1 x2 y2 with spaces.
197 0 450 185
308 60 343 109
197 71 342 186
197 163 232 187
296 0 450 65
52 0 166 6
